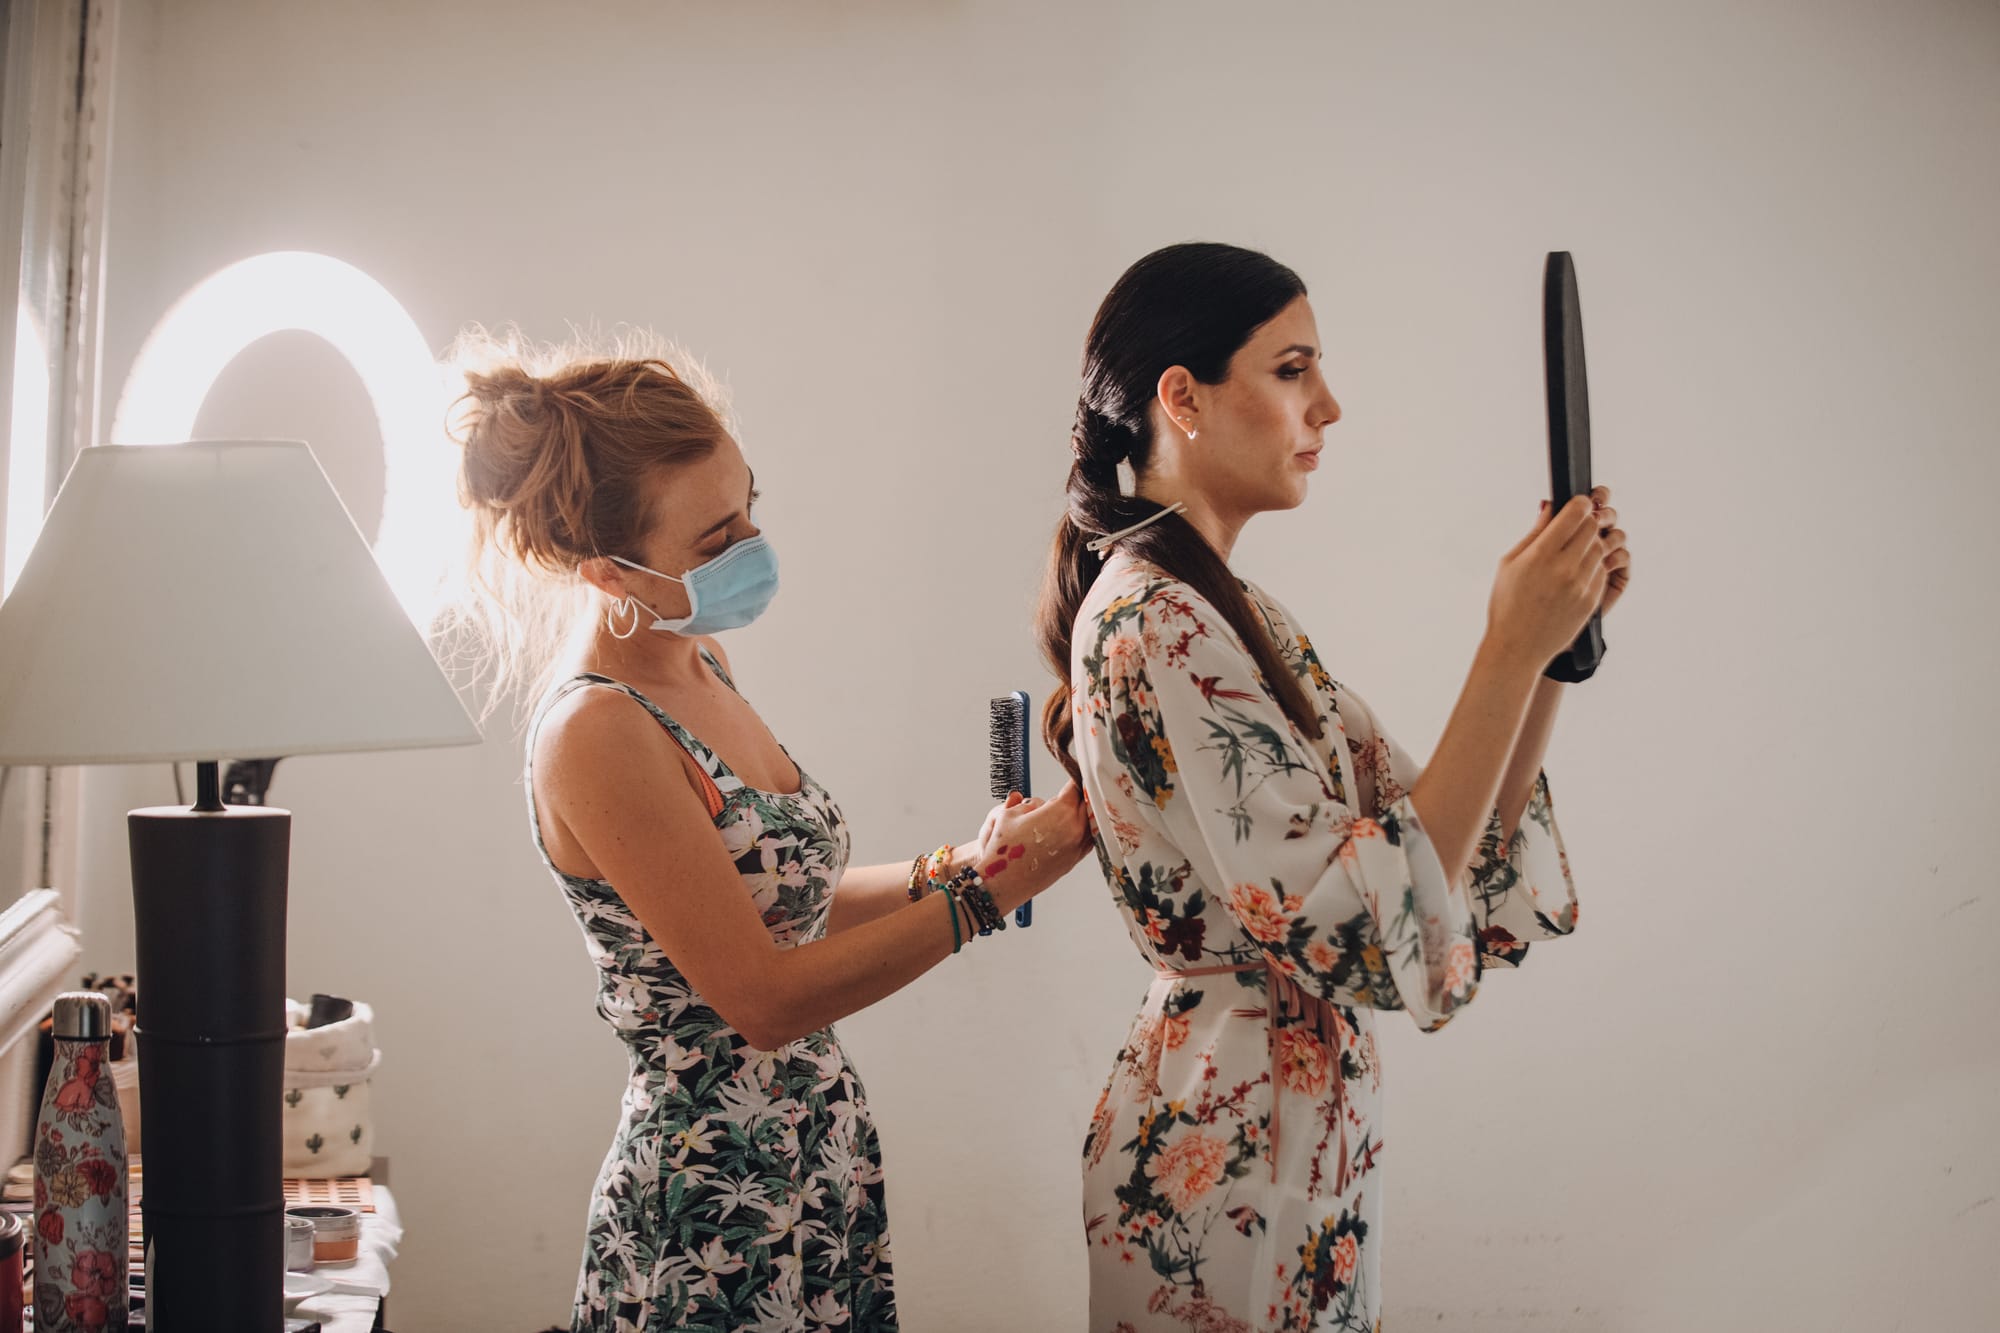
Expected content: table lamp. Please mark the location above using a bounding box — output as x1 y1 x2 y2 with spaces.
0 441 481 1330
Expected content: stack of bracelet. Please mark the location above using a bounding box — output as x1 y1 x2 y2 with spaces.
906 850 1005 953
945 865 1007 935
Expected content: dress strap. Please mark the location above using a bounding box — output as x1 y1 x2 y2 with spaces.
696 645 738 693
1157 958 1351 1192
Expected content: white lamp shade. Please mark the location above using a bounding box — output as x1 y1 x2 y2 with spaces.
0 441 481 765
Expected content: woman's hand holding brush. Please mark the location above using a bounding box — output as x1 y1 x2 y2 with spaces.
971 781 1093 916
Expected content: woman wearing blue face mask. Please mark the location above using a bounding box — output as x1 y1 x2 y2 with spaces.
448 331 1092 1333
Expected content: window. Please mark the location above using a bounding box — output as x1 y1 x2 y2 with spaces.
0 0 110 1149
0 0 108 910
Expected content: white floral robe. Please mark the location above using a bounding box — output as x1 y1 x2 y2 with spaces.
1071 553 1578 1332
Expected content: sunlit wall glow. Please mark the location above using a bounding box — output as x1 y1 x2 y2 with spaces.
109 251 466 621
3 305 51 598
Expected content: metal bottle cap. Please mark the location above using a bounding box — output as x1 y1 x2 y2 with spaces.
52 991 112 1040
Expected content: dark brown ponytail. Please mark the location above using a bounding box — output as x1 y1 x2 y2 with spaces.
1035 243 1324 783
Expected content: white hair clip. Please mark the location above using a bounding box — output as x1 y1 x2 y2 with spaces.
1086 502 1188 554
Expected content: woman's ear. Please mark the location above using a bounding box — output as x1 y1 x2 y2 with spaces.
1154 366 1200 440
576 556 627 601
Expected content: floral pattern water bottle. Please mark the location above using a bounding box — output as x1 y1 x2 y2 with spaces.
33 991 128 1332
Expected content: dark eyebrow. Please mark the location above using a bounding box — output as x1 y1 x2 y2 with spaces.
693 469 757 543
1273 344 1320 360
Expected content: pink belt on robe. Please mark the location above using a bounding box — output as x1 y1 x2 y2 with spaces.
1155 958 1351 1194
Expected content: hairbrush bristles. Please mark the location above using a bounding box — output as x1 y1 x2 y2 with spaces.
987 691 1030 801
987 690 1034 927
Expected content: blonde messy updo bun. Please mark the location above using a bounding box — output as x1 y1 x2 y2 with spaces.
441 325 733 722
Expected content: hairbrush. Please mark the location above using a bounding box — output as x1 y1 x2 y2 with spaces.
987 690 1034 929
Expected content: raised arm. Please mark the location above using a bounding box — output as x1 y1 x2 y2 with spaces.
1493 676 1563 846
539 688 1087 1049
1409 493 1607 876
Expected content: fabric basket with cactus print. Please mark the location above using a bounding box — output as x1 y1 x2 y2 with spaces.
280 998 378 1178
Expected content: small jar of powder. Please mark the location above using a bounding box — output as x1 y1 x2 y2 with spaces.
284 1205 362 1264
284 1214 317 1271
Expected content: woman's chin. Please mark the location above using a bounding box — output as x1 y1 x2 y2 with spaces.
1266 478 1312 512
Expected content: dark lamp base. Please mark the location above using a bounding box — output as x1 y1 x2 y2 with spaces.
128 801 290 1332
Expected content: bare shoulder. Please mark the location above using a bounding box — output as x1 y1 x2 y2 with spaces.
534 682 679 784
531 679 732 887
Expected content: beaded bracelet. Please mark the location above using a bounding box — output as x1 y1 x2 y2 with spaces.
946 866 1007 935
967 883 1006 935
906 852 930 903
923 844 955 893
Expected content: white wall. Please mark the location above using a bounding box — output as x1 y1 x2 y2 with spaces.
73 2 1998 1328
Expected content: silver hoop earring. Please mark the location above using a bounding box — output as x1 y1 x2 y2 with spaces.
606 597 641 640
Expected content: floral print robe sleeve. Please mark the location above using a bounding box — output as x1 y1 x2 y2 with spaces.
1254 584 1579 973
1094 573 1574 1029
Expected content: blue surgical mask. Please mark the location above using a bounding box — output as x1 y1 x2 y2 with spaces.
611 536 780 635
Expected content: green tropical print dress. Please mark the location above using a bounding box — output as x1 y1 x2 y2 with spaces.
527 662 897 1333
1070 554 1578 1332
